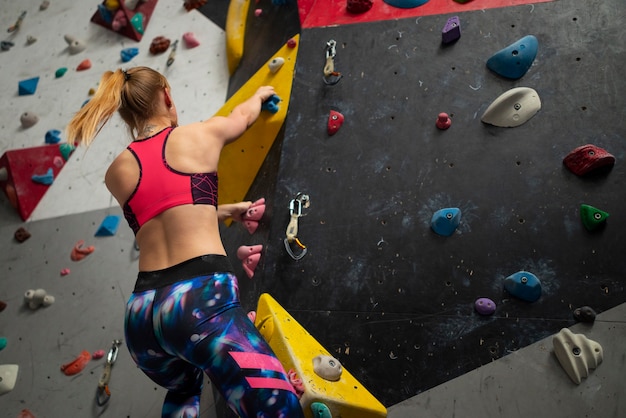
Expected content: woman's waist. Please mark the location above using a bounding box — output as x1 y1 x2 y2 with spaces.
134 254 235 293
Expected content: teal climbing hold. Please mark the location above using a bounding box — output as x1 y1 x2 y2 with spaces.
384 0 429 8
18 77 40 95
55 67 68 78
95 215 121 236
486 35 538 80
310 402 332 418
130 13 144 35
31 167 54 185
431 207 461 237
580 204 609 231
504 271 541 302
0 337 6 351
59 143 75 161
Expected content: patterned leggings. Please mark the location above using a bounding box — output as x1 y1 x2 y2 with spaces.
124 255 304 418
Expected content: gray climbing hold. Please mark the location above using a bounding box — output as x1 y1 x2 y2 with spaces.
64 34 86 55
20 112 39 128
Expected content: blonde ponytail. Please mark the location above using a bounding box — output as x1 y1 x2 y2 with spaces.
66 69 125 146
66 67 170 146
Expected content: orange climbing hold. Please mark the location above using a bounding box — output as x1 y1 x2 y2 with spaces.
70 240 95 261
60 350 92 375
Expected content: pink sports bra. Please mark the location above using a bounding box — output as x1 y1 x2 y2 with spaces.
123 127 218 235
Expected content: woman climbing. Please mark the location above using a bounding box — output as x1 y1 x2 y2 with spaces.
66 66 303 418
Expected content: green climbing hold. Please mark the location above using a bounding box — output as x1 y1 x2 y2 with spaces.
130 13 144 35
55 67 68 78
580 204 609 231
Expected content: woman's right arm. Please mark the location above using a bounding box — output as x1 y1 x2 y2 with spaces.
205 86 276 145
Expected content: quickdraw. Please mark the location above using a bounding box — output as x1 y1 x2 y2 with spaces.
96 339 122 406
284 193 309 260
323 40 343 85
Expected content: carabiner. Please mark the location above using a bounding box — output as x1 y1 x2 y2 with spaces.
323 40 342 85
96 339 122 406
285 193 309 260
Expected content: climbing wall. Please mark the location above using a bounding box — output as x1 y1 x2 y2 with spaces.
0 0 228 225
229 0 626 408
1 0 626 417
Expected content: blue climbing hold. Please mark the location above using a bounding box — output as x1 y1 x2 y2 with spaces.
18 77 40 96
97 4 113 24
384 0 429 8
504 271 541 302
45 129 62 144
430 207 461 237
120 47 139 63
486 35 538 80
95 215 121 236
261 94 281 114
32 168 54 185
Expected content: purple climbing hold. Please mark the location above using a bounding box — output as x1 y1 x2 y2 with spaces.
442 16 461 45
474 298 496 315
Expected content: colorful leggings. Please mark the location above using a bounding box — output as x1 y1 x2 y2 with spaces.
124 255 304 418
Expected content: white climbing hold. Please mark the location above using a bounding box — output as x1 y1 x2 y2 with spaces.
268 57 285 74
553 328 603 384
312 354 343 381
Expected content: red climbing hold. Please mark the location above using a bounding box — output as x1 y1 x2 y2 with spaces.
60 350 91 375
76 59 92 71
327 110 344 136
287 37 297 48
347 0 373 14
70 240 95 261
149 36 171 54
563 144 615 176
18 409 36 418
436 112 451 130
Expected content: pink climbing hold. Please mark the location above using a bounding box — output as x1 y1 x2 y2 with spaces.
255 8 262 17
92 349 106 360
70 240 95 261
112 9 128 31
60 350 91 375
60 268 70 276
436 112 451 130
244 198 265 221
237 245 263 278
242 198 265 234
182 32 200 48
247 310 256 323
